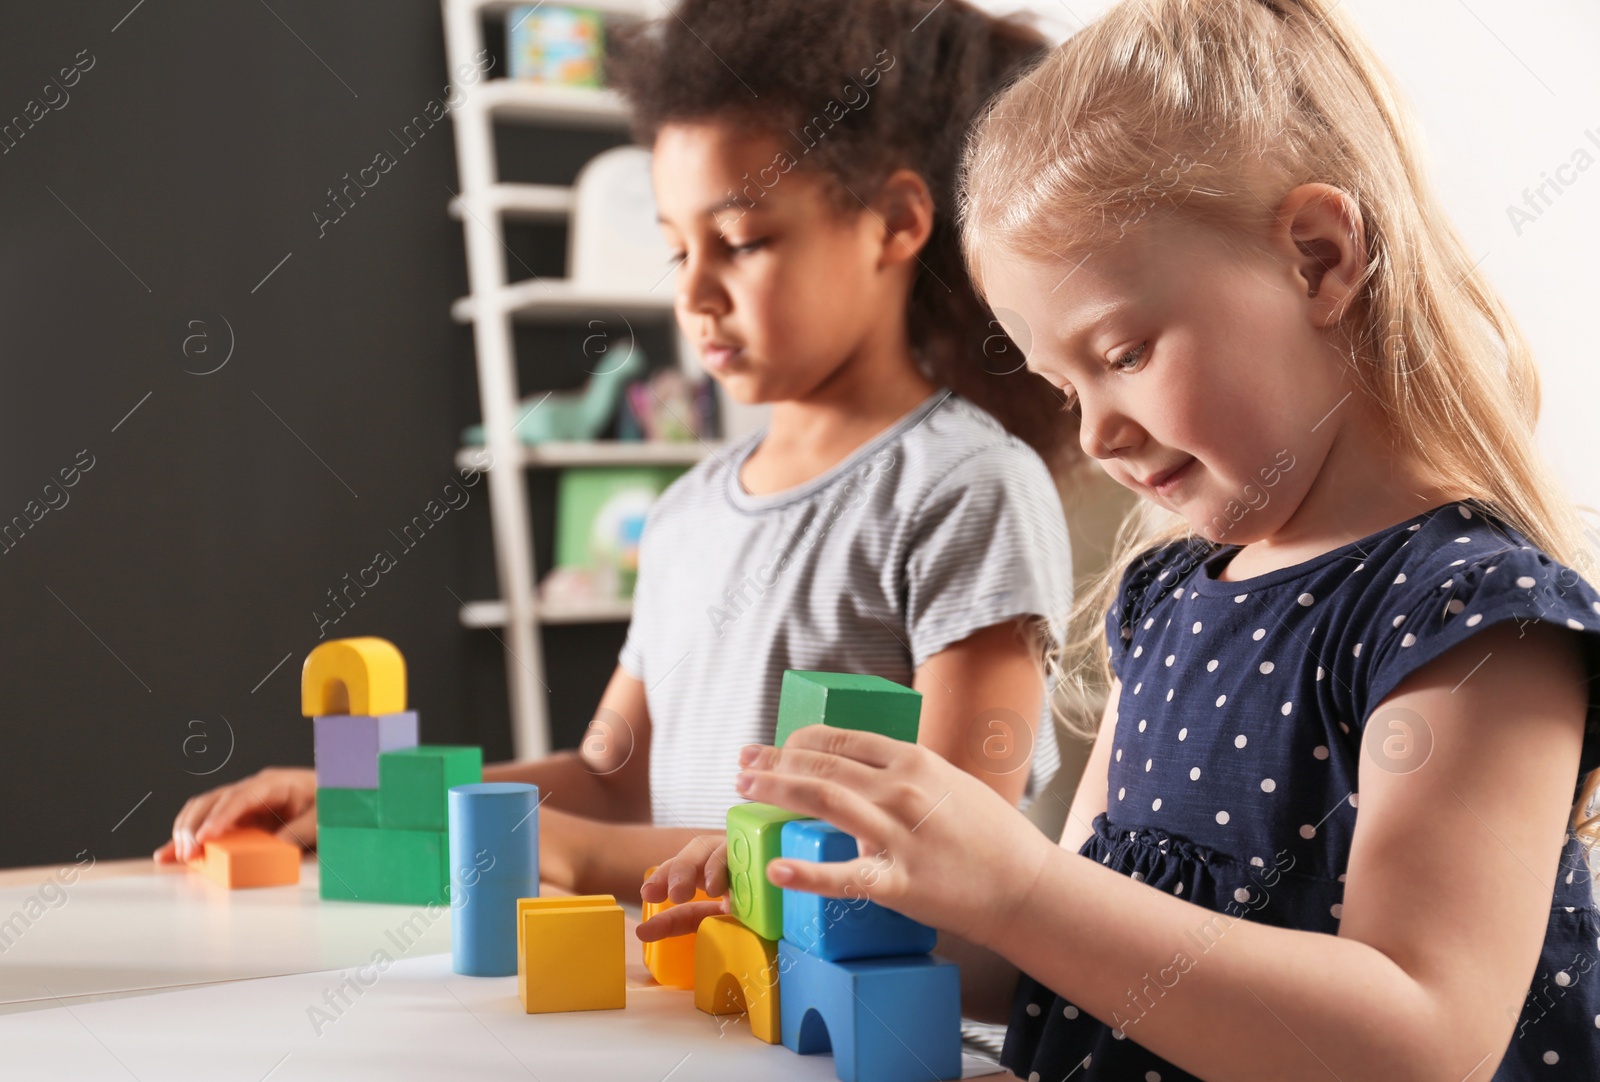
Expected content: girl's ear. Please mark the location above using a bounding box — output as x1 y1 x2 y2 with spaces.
1277 183 1366 328
872 168 936 271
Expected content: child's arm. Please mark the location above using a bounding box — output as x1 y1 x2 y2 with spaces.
914 619 1049 806
741 620 1588 1081
156 664 654 865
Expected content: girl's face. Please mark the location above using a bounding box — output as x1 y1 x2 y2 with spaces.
980 213 1363 547
651 121 895 405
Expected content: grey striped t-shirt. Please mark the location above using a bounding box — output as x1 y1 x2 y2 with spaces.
618 391 1073 829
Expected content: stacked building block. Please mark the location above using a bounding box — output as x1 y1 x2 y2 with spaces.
449 782 540 977
302 637 483 905
695 669 960 1082
186 827 300 889
640 865 712 990
517 895 625 1012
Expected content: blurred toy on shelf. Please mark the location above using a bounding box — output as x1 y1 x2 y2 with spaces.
462 341 645 447
616 366 716 443
550 465 685 600
506 5 604 87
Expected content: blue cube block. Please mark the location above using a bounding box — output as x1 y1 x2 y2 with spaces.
777 940 961 1082
448 782 540 977
781 820 936 962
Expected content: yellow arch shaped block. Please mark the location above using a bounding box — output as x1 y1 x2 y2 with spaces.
301 637 407 717
694 914 780 1044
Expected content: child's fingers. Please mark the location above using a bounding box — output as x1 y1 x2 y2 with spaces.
152 838 178 864
735 768 898 845
703 840 730 898
746 725 903 770
171 789 228 862
640 863 672 904
766 855 886 901
194 775 307 844
634 898 728 942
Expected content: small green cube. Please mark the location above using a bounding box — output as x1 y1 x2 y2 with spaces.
726 802 808 940
317 787 379 829
317 826 448 905
774 670 922 747
378 746 483 831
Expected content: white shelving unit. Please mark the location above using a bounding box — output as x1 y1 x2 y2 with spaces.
440 0 721 758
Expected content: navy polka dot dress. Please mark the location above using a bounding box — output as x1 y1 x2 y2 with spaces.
1001 501 1600 1081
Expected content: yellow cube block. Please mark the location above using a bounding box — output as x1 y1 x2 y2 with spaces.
640 865 712 990
517 895 625 1013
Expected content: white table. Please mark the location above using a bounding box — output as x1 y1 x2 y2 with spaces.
0 859 1013 1080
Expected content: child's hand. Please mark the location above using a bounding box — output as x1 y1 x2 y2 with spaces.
635 832 730 942
735 726 1059 949
153 767 317 864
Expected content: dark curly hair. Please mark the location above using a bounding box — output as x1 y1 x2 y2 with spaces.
605 0 1075 467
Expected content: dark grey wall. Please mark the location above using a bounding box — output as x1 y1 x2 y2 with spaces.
0 2 633 867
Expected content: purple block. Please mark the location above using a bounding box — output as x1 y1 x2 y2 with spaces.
313 712 419 789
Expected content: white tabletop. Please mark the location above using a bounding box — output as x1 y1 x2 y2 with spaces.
0 859 1012 1080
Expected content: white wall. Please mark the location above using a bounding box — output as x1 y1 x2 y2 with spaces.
975 0 1600 538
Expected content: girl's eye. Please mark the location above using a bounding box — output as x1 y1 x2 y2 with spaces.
1113 342 1148 370
726 238 766 255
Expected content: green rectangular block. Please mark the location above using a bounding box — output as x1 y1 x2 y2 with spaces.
317 826 448 905
317 787 379 829
378 745 483 831
726 802 808 941
774 670 922 747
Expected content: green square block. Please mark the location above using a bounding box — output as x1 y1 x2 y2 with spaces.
378 746 483 831
317 787 379 829
317 826 448 905
726 802 808 940
774 670 922 748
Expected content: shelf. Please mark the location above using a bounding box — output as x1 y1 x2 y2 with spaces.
463 78 633 130
449 183 574 223
460 596 633 628
451 278 675 323
455 440 723 469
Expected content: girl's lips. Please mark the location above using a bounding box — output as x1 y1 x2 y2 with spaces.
1150 457 1196 495
703 345 741 371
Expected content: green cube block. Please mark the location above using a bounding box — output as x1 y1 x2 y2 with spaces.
317 787 379 829
378 746 483 831
774 670 922 747
726 802 808 940
317 826 448 905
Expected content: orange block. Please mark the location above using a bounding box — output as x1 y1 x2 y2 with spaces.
187 828 301 889
640 865 712 990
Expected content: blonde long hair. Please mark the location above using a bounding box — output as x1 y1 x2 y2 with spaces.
958 0 1600 841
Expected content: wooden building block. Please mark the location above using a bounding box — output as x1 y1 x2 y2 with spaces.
778 941 961 1082
640 864 711 990
781 820 935 962
301 637 407 717
726 802 807 941
449 782 540 977
516 895 625 1013
693 914 780 1044
313 712 419 789
377 746 483 831
774 671 922 747
187 828 300 889
317 826 448 905
316 787 380 829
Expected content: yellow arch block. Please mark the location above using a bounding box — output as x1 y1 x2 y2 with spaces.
694 914 780 1044
301 637 406 717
